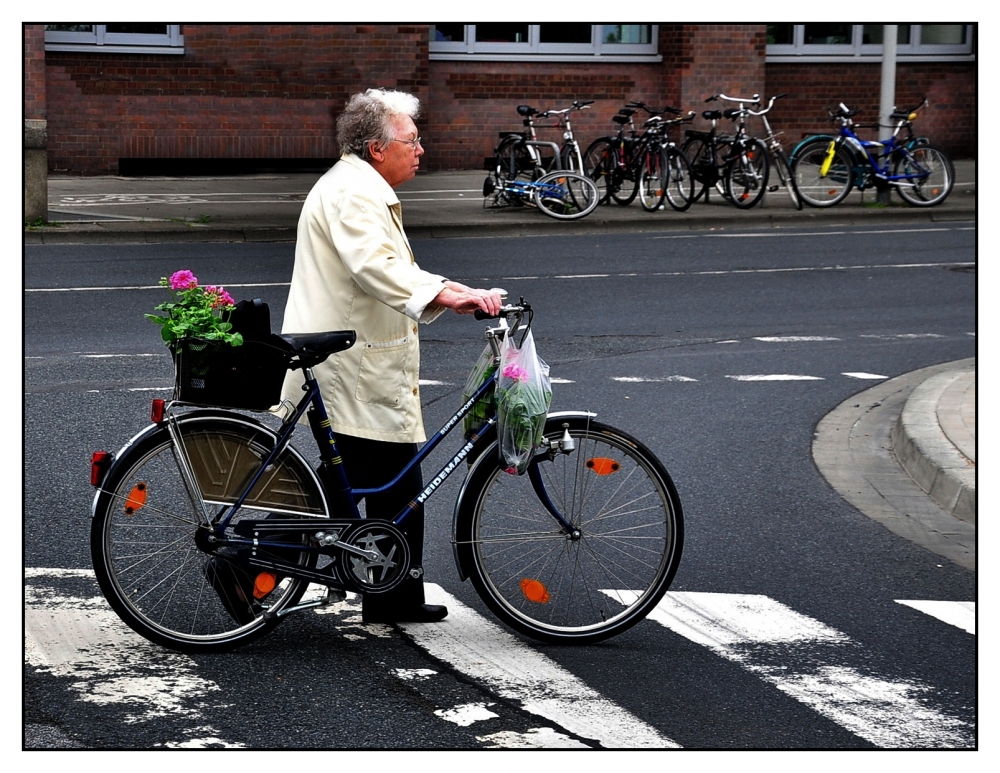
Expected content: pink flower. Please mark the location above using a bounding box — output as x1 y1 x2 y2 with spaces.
205 286 235 309
169 270 198 290
502 364 529 383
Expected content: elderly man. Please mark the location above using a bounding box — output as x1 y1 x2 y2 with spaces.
280 89 503 623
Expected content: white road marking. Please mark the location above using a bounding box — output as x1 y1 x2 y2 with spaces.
477 728 590 749
612 376 697 383
726 374 824 381
435 703 500 726
419 379 450 386
895 601 975 635
550 377 576 384
24 568 244 748
860 333 945 339
402 584 680 748
612 590 973 748
843 372 888 380
754 336 841 342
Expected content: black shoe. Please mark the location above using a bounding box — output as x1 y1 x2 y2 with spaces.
362 603 448 624
203 557 258 626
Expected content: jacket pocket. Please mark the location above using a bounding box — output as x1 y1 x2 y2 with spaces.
355 336 410 407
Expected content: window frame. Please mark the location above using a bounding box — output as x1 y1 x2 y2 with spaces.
429 24 661 62
767 24 974 62
44 24 185 54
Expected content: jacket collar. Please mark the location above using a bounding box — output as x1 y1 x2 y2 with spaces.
339 153 400 207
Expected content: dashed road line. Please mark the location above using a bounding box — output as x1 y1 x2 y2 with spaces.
895 601 975 635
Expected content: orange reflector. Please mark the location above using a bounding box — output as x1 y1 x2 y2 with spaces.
124 482 147 515
586 457 621 475
253 572 277 599
150 399 165 424
520 578 550 604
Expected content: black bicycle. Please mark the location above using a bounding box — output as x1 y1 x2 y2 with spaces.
90 299 683 652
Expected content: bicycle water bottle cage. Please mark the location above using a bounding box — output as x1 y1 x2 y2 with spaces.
703 110 722 120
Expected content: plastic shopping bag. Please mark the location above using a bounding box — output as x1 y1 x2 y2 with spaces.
496 328 552 474
461 343 497 439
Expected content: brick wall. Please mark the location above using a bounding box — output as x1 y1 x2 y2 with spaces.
765 61 976 158
24 24 46 119
44 24 429 174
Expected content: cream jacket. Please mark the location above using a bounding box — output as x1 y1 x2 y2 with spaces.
279 154 448 443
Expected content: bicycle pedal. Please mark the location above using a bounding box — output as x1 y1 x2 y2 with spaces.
768 185 780 192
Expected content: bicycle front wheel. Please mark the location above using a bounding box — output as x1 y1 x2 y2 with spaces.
664 148 696 211
792 140 853 207
91 413 328 653
725 139 770 209
772 148 803 210
638 147 667 212
893 145 955 206
533 170 600 220
455 417 683 644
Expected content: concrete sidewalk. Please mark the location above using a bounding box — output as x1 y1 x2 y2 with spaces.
24 162 977 564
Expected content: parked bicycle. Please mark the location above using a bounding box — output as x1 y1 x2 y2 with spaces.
583 101 682 207
492 100 593 184
745 94 802 210
482 166 599 220
90 299 683 652
682 93 770 209
790 97 954 208
638 111 697 213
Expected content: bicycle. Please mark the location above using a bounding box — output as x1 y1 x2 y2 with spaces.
744 94 802 210
584 101 682 207
492 101 593 185
789 97 954 208
679 97 739 205
89 299 683 652
638 111 697 213
482 166 599 220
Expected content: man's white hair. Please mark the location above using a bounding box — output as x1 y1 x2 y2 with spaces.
337 88 421 160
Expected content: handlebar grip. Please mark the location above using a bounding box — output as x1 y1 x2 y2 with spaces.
705 95 719 103
474 310 498 321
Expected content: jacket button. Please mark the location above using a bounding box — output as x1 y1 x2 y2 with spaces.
412 386 419 395
412 325 418 334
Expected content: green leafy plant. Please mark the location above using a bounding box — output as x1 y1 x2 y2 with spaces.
145 269 243 347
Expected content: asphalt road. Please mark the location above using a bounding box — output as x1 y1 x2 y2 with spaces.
24 221 976 750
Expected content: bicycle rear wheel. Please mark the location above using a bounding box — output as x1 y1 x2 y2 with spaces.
533 170 600 220
91 414 327 653
582 138 616 205
893 145 954 206
638 147 667 212
455 417 683 644
792 140 853 207
664 148 696 211
725 139 770 209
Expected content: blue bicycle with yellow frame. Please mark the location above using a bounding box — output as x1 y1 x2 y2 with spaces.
790 97 954 208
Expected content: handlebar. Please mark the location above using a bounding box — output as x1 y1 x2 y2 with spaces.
707 93 761 105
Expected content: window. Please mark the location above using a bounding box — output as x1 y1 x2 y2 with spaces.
45 24 184 54
429 24 659 61
766 24 973 61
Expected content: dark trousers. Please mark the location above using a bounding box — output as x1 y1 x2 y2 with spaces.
334 433 426 613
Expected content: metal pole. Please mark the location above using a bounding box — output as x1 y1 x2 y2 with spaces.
877 25 898 204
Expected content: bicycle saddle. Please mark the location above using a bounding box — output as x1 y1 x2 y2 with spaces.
276 331 357 368
723 108 740 119
612 115 631 125
703 110 723 120
517 105 538 117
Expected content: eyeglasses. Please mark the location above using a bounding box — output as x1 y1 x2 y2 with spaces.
393 136 422 149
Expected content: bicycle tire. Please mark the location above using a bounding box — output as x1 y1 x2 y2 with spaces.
455 416 683 644
560 143 584 174
772 148 803 210
682 136 727 204
663 148 695 212
893 145 955 207
725 139 770 209
91 413 328 653
792 140 853 207
533 170 600 220
610 142 639 206
496 135 536 185
638 147 667 212
582 138 617 205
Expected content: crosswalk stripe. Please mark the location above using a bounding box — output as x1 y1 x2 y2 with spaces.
405 583 680 748
895 600 975 634
608 590 973 748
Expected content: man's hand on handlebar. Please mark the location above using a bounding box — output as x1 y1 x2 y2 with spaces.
433 282 505 316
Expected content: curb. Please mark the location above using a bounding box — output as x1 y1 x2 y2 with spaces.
890 368 976 523
25 204 976 245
